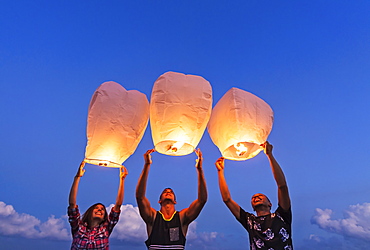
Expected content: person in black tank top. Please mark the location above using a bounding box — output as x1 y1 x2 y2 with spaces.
136 149 207 250
145 210 186 249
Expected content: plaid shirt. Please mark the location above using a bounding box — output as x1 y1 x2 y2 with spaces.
68 206 120 250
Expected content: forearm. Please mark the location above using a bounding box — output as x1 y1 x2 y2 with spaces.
267 154 287 188
267 153 291 209
197 168 207 204
136 163 150 200
68 176 81 208
217 169 240 218
114 178 125 211
136 163 155 222
217 170 232 203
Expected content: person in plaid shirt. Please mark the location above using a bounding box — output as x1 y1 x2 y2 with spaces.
68 161 128 249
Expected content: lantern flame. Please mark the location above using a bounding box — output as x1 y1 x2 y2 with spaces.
167 141 185 152
234 143 248 156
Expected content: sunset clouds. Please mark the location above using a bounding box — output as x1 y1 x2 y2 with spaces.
0 201 217 247
311 202 370 241
0 201 69 240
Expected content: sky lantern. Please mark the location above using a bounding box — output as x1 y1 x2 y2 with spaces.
84 81 149 167
207 87 273 161
150 71 213 156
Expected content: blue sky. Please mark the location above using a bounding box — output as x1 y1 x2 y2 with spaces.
1 1 370 249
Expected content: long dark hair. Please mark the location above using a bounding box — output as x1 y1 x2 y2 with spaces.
81 203 108 228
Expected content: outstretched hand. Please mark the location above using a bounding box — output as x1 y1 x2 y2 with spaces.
215 157 225 171
120 166 128 180
76 161 86 177
195 148 203 169
261 141 273 156
144 149 155 165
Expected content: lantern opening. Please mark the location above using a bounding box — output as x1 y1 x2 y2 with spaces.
167 141 185 153
222 142 262 161
84 158 122 168
155 140 194 156
234 142 249 156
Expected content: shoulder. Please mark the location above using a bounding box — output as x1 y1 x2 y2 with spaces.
240 206 253 217
275 205 292 223
152 210 160 220
237 206 254 222
276 205 291 214
235 207 255 231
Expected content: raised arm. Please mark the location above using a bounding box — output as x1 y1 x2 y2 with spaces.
68 161 85 209
181 148 208 225
136 149 156 225
215 157 241 219
262 142 291 211
113 166 128 212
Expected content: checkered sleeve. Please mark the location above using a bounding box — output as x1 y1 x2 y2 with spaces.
107 207 121 234
68 206 80 236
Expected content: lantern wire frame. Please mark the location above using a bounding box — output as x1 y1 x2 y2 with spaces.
84 158 123 168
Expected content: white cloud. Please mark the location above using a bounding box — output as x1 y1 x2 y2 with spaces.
0 201 69 240
309 234 321 242
0 201 218 247
185 220 218 249
109 204 147 242
297 233 370 250
311 202 370 241
187 221 217 242
38 215 70 240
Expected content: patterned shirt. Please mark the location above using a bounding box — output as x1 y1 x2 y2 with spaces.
68 206 120 250
236 206 293 250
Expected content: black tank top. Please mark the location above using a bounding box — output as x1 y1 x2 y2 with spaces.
145 211 186 249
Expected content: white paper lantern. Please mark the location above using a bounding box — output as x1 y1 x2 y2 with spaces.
207 87 273 161
84 81 149 167
150 71 212 156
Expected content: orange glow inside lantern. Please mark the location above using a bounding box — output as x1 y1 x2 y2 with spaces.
207 87 273 161
150 71 213 156
84 81 149 167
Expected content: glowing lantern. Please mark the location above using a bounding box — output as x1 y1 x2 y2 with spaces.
150 71 212 156
207 87 273 161
84 81 149 167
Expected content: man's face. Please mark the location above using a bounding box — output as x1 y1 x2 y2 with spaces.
159 188 176 204
251 193 271 210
